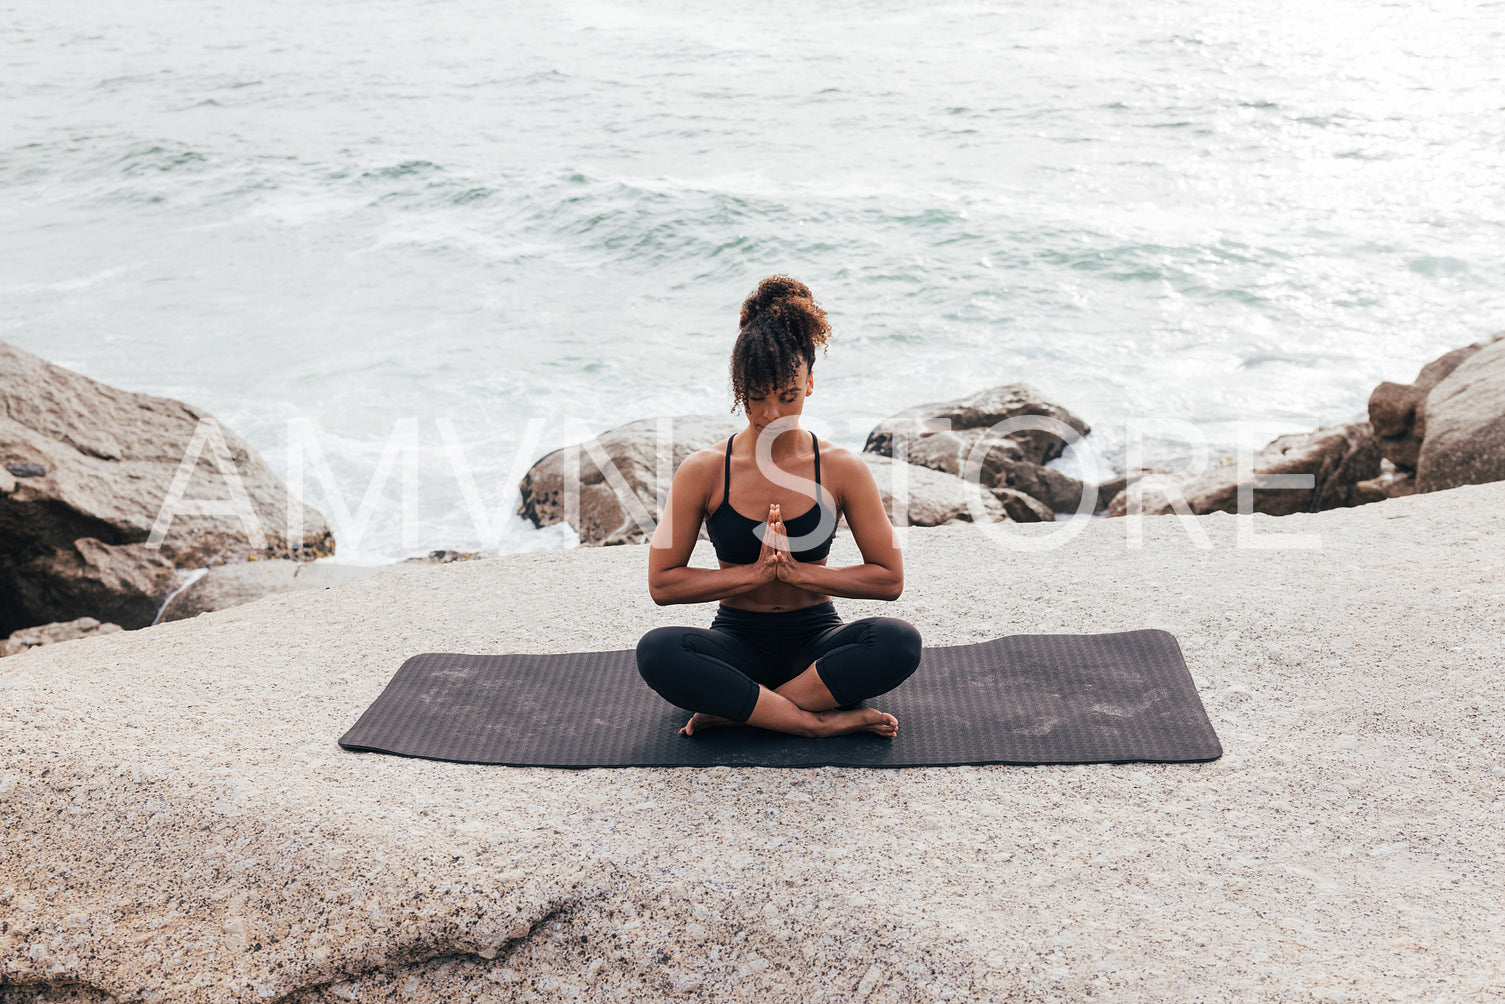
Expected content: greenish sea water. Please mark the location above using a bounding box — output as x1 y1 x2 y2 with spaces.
2 0 1501 561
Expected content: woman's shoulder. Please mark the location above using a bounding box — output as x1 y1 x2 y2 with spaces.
816 438 863 471
675 441 727 478
815 440 877 499
673 439 729 503
687 437 733 467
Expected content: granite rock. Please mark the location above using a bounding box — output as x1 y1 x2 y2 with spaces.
0 616 122 658
849 452 1010 528
1353 458 1417 504
1415 336 1505 493
3 482 1502 1002
400 550 484 565
158 560 393 622
862 384 1097 516
517 415 742 547
1367 331 1505 470
0 342 334 634
1104 422 1379 517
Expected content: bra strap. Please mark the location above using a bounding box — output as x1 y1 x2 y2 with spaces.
811 431 821 487
723 435 734 507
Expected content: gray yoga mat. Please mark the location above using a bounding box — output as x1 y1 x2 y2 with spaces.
337 628 1221 768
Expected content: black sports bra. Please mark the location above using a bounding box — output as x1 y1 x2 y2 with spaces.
705 431 836 565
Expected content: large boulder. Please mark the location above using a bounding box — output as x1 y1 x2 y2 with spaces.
1368 332 1504 470
863 384 1100 514
1105 422 1380 517
850 453 1011 527
1415 336 1505 493
518 415 743 546
0 342 334 634
2 482 1501 1002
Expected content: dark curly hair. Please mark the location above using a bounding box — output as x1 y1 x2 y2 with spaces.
729 275 832 413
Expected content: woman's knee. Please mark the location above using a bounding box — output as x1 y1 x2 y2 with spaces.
636 626 689 688
635 625 757 720
817 617 923 704
870 617 922 671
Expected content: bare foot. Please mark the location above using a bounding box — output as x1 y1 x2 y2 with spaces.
812 707 898 738
679 711 741 736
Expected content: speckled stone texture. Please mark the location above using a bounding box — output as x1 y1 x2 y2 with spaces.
3 483 1503 1003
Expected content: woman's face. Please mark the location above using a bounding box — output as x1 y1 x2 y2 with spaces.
743 361 814 432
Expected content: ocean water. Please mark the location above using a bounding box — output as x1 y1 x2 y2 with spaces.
3 0 1501 563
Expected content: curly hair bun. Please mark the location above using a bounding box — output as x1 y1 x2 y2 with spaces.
729 275 832 411
740 275 815 325
738 275 831 351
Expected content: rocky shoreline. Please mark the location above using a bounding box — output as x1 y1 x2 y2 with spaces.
2 335 1503 1000
3 331 1504 653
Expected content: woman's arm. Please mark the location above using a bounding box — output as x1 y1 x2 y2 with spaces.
776 451 903 601
647 451 778 606
652 560 765 606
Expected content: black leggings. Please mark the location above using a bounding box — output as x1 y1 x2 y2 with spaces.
636 601 922 723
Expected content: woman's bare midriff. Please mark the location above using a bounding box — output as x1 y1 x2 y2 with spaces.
717 558 832 613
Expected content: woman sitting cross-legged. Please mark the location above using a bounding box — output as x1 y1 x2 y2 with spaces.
636 275 922 739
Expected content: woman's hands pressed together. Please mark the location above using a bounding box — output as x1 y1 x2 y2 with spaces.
753 503 804 585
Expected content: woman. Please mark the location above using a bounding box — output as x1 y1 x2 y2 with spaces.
636 275 923 739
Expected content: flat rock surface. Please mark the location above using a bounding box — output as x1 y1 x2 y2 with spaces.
3 484 1503 1003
